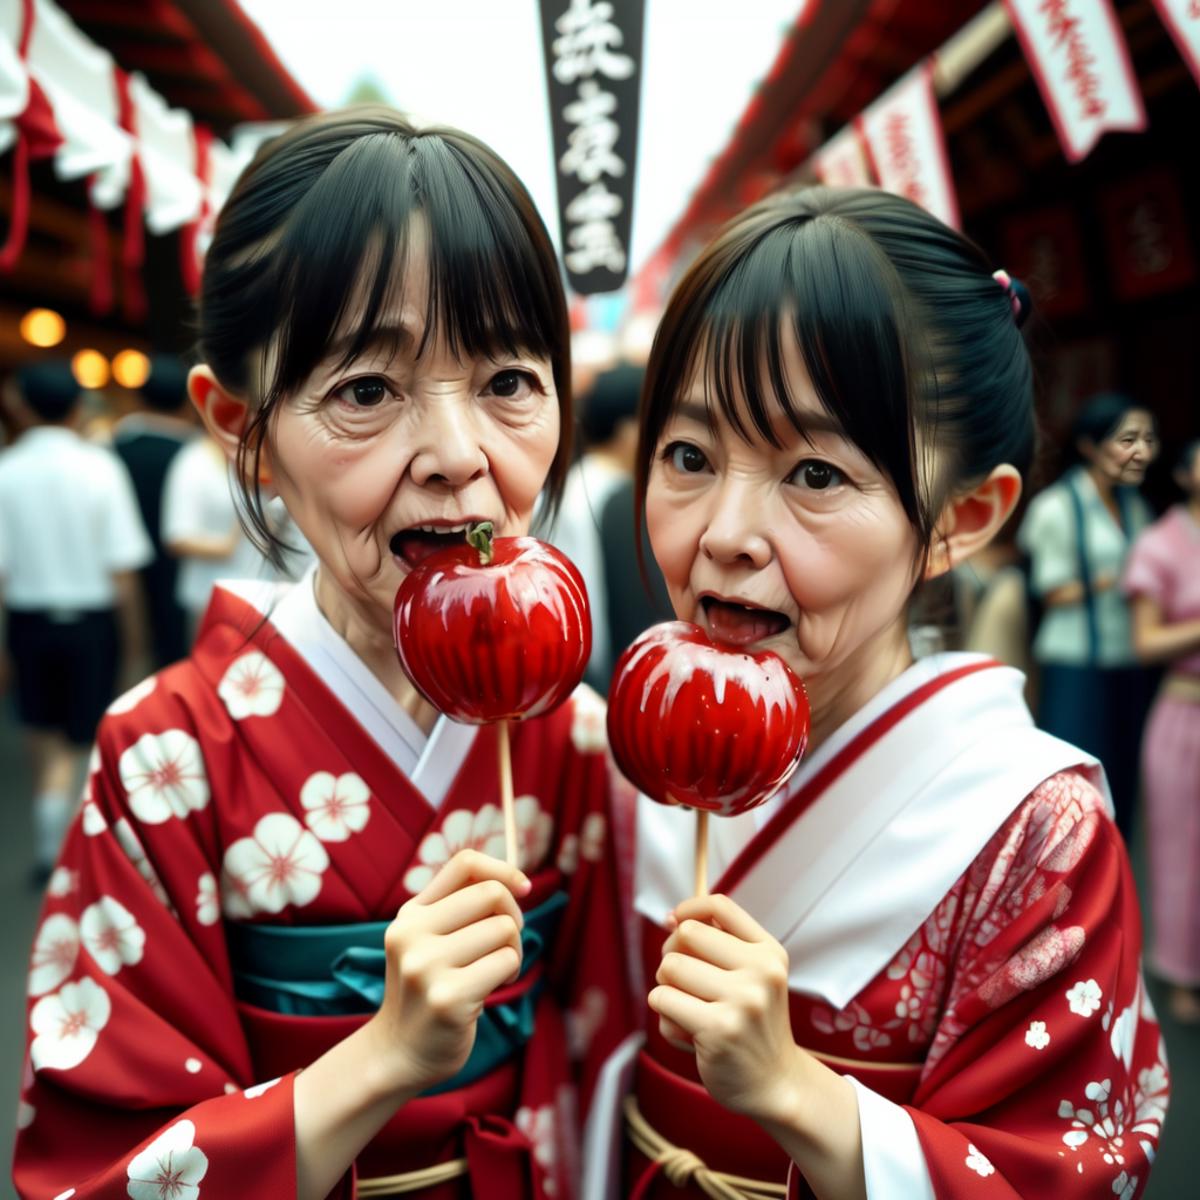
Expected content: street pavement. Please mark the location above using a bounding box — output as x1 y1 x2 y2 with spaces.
0 698 1194 1196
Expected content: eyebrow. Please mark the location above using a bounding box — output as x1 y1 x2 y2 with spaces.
672 398 846 437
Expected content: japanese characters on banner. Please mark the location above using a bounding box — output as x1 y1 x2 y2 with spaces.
1003 0 1146 163
538 0 644 295
856 63 960 229
812 124 871 188
1151 0 1200 86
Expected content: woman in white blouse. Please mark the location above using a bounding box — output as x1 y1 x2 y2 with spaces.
1018 392 1159 838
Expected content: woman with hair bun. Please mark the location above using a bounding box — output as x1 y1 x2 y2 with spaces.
13 108 634 1200
598 187 1167 1200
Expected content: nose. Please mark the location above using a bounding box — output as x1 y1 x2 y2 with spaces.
699 480 773 570
409 400 489 489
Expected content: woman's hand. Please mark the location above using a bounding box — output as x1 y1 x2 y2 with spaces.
369 848 530 1096
649 893 805 1125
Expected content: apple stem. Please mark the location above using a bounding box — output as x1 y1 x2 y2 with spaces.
498 718 517 867
466 521 495 566
694 810 709 898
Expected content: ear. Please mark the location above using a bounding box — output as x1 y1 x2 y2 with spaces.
187 364 271 484
925 465 1022 580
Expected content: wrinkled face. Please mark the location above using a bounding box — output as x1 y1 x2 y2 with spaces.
1085 409 1158 486
645 336 920 689
265 221 560 629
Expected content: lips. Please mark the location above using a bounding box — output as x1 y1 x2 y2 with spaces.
389 520 491 568
700 595 791 647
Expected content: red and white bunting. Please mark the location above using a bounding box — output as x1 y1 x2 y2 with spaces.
812 123 872 188
1150 0 1200 87
1004 0 1146 163
855 63 960 229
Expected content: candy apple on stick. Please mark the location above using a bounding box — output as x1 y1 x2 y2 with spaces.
394 522 591 866
606 621 809 896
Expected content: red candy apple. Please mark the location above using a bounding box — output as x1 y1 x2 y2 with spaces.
394 523 591 724
606 621 809 817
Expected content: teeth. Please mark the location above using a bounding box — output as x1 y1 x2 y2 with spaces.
413 522 474 534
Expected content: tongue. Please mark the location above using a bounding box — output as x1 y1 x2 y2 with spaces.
706 601 788 646
393 532 457 567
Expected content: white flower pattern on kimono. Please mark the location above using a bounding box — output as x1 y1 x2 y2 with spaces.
978 924 1086 1010
810 1000 892 1053
80 897 146 976
965 1143 995 1176
1025 1020 1051 1050
195 873 219 926
569 687 607 754
81 801 107 836
1067 978 1103 1017
120 731 210 825
221 813 329 916
46 866 77 897
28 914 80 997
30 977 112 1072
556 834 579 874
300 771 371 842
515 1104 558 1194
580 811 606 862
125 1118 209 1199
218 651 285 720
478 796 553 874
113 818 172 909
1112 1172 1138 1200
107 676 157 715
567 987 607 1059
1058 1078 1130 1171
403 805 506 893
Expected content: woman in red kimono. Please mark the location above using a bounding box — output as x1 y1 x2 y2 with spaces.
13 108 635 1200
594 188 1169 1199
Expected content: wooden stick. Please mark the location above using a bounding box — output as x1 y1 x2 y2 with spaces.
694 809 709 898
497 718 517 867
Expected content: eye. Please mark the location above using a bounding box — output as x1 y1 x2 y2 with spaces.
332 377 391 409
485 369 539 400
788 459 844 491
663 441 710 474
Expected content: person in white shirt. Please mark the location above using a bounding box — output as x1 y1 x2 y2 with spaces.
1017 392 1159 838
0 360 153 877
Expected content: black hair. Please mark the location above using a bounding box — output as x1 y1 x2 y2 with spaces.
582 362 643 447
17 361 80 424
197 106 571 566
1176 439 1200 479
1070 392 1154 460
636 186 1034 570
141 355 190 414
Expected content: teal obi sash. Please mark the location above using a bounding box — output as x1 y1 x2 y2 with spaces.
226 890 567 1095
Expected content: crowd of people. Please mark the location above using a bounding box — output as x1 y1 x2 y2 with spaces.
0 105 1194 1198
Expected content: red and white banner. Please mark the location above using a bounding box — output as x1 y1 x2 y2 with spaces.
1151 0 1200 87
812 123 872 188
1004 0 1146 163
856 63 960 229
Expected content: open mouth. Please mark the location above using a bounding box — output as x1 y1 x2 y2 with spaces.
700 595 792 647
389 521 488 568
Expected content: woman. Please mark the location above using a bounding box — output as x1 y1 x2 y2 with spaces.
1018 393 1160 839
592 188 1167 1200
13 109 633 1200
1124 439 1200 1023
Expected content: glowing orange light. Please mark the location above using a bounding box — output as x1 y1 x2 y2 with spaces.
112 349 150 389
71 349 110 390
19 308 66 348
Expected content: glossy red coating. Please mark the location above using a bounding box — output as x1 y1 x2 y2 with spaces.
394 536 592 724
606 620 809 816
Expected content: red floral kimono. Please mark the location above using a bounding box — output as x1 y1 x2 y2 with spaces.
13 582 635 1199
601 655 1168 1200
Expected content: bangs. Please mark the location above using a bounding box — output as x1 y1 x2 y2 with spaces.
265 130 564 402
680 219 916 482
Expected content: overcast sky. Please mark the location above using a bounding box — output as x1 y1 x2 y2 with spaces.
237 0 808 286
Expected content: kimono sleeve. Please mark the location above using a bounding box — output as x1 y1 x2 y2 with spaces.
12 709 341 1199
853 772 1169 1199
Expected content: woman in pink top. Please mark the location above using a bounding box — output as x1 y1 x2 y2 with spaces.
1124 439 1200 1022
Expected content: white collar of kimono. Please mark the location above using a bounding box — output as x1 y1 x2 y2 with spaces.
219 572 474 810
634 652 1108 1009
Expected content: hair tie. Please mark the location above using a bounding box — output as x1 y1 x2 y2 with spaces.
992 268 1022 322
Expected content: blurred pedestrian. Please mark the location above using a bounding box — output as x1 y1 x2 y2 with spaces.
112 354 197 668
541 361 642 686
161 432 267 640
1124 438 1200 1022
1017 392 1159 839
0 361 152 879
